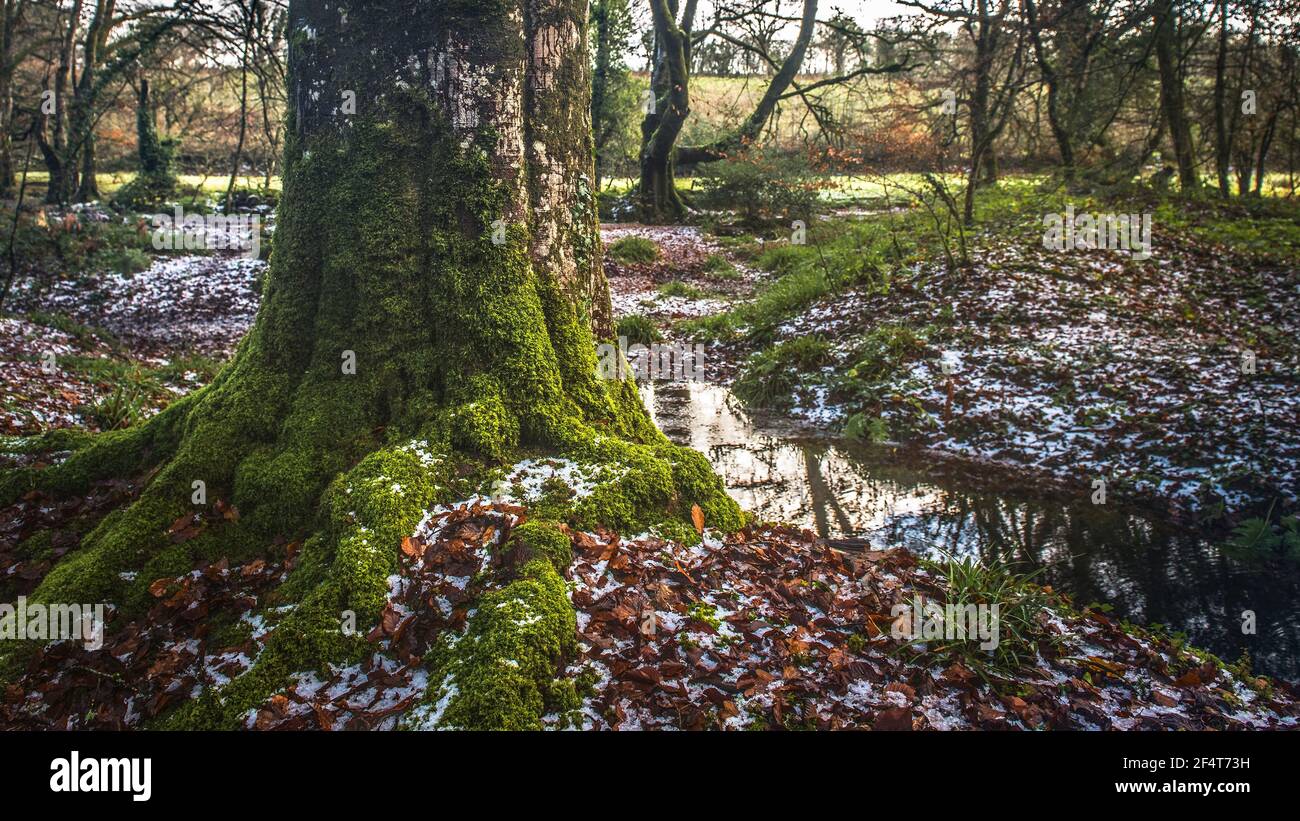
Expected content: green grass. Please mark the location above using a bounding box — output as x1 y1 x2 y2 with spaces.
701 254 739 279
656 280 705 299
45 332 225 431
682 266 829 345
607 235 659 263
19 171 282 200
1155 195 1300 263
733 336 832 409
615 314 662 346
912 553 1054 678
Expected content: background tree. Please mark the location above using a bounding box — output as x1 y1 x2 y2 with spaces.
0 0 34 197
638 0 912 222
1152 0 1198 188
591 0 637 188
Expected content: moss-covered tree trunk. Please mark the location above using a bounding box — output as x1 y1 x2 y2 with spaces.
2 0 737 730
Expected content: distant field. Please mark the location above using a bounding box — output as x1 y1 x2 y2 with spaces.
15 166 1300 210
15 172 281 203
631 72 902 148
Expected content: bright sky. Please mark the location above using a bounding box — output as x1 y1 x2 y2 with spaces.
823 0 914 25
691 0 917 27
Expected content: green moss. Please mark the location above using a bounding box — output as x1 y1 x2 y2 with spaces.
448 378 520 460
412 557 576 730
509 519 572 571
13 530 54 562
564 432 743 538
0 55 746 728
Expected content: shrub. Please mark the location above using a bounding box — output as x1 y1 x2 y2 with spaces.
100 246 152 275
86 383 150 431
913 553 1054 676
696 148 823 226
1224 512 1300 563
844 323 927 383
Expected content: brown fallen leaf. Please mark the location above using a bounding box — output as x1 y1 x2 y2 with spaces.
884 682 917 702
400 536 422 559
872 706 913 731
1173 669 1202 688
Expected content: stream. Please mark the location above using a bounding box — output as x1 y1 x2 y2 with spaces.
642 380 1300 683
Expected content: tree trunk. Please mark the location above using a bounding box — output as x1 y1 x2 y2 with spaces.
72 0 112 203
1025 0 1074 181
76 132 99 201
638 0 691 221
0 15 12 199
225 20 251 214
1153 0 1197 190
591 0 610 190
1214 0 1231 197
0 0 737 730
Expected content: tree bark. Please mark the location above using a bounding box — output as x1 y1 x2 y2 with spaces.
0 0 24 199
1153 0 1197 190
638 0 692 221
1214 0 1231 197
1025 0 1074 180
1 0 738 729
73 0 115 203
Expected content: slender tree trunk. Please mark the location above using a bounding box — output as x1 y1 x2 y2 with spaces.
73 0 113 203
1254 106 1280 195
0 1 14 199
591 0 610 190
638 0 691 221
1025 0 1074 181
76 132 98 201
1214 0 1231 197
42 0 82 204
226 21 251 213
1153 0 1197 190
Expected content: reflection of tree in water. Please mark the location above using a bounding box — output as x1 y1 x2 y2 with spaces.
816 444 1300 682
802 443 855 537
652 383 1300 680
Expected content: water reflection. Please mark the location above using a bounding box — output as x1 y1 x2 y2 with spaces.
642 381 1300 682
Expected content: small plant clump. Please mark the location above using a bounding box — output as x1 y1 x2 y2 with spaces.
608 235 660 263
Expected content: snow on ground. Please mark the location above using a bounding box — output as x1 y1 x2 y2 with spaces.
9 253 263 357
6 479 1295 731
603 224 760 323
732 228 1299 516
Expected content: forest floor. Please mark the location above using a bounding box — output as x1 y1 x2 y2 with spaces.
616 189 1300 527
2 189 1299 729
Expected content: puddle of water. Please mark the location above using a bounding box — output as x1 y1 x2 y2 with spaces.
642 381 1300 682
